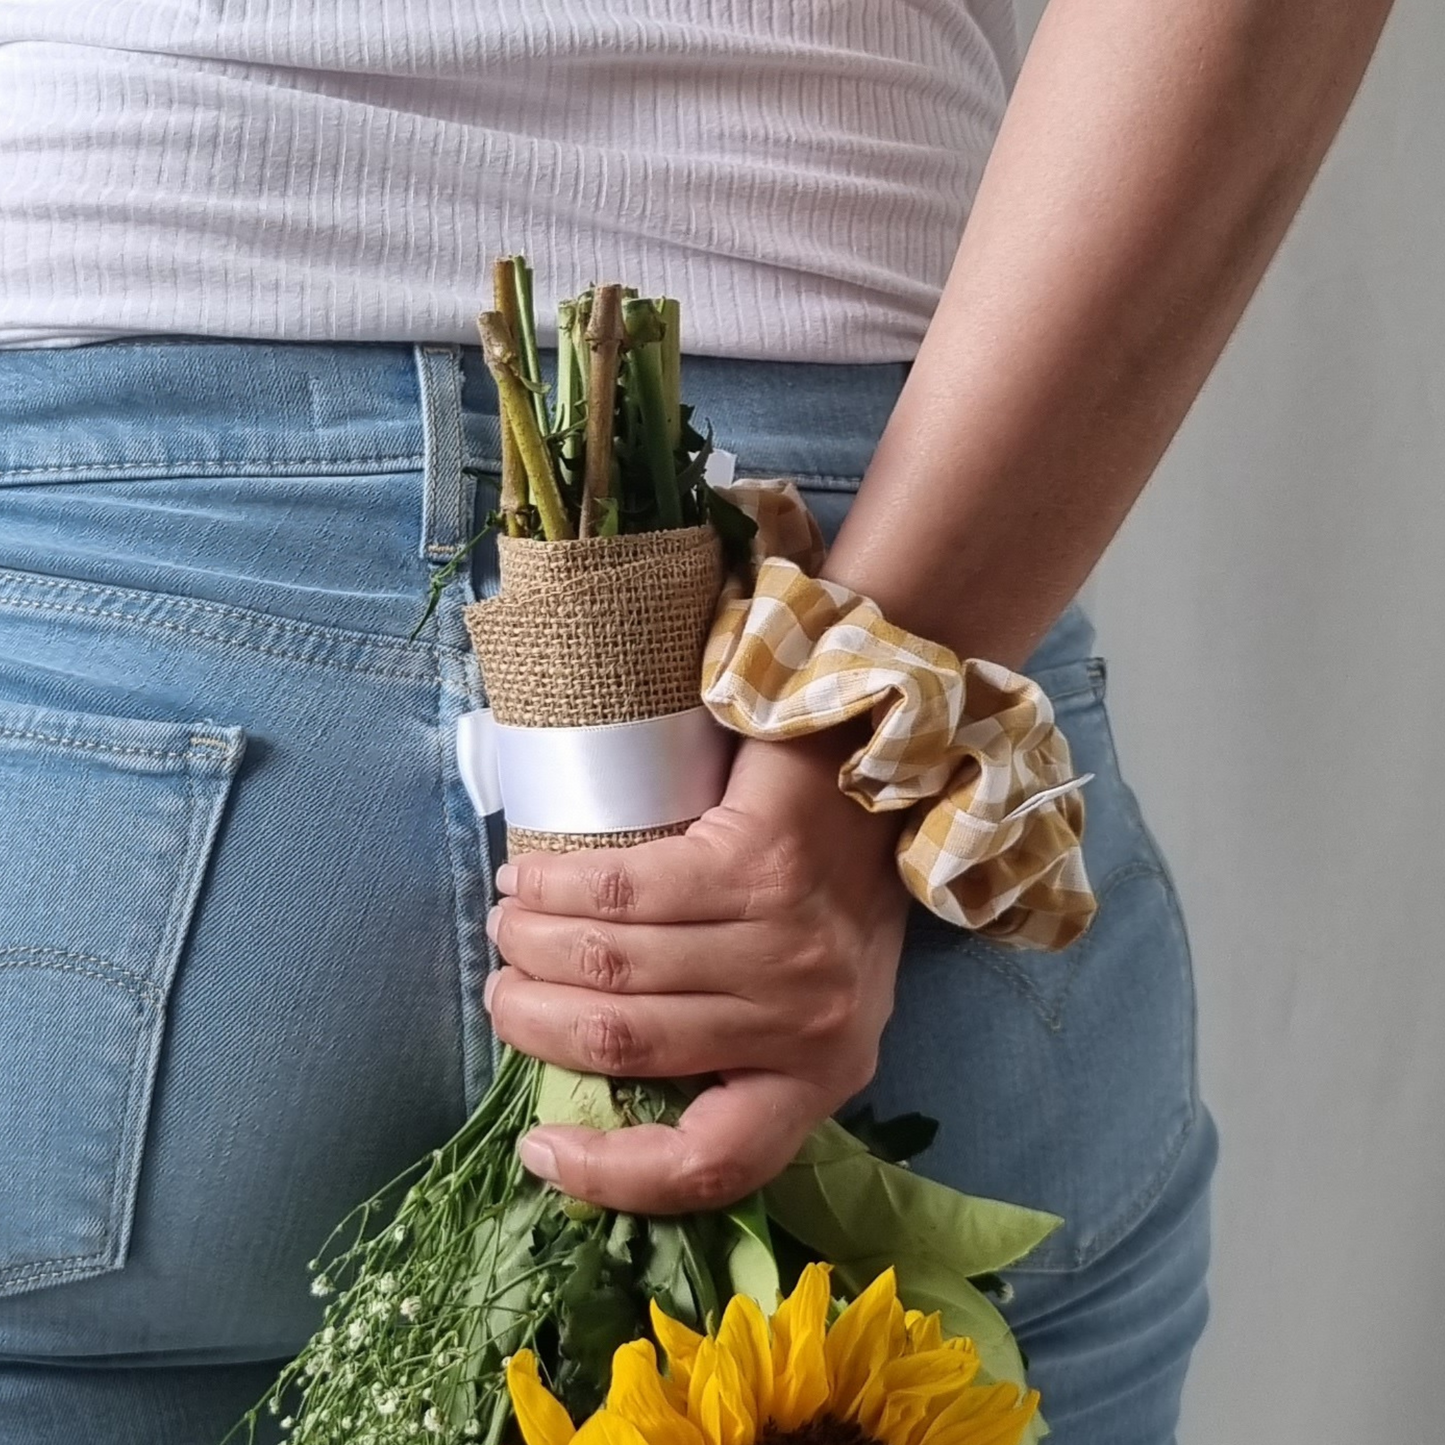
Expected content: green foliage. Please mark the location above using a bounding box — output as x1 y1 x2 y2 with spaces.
763 1118 1061 1441
487 268 743 542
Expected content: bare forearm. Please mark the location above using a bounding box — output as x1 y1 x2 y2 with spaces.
824 0 1394 668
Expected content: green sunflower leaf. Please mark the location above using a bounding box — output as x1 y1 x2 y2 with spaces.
766 1119 1061 1277
721 1192 781 1312
762 1118 1061 1438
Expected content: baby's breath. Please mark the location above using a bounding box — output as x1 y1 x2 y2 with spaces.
227 1048 555 1445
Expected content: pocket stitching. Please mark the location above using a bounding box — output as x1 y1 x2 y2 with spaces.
0 569 445 680
0 948 162 1004
0 966 156 1289
0 998 157 1289
949 860 1163 1031
0 716 240 1297
0 725 227 764
0 591 437 682
1008 1097 1197 1275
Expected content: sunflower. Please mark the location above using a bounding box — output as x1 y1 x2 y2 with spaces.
507 1264 1039 1445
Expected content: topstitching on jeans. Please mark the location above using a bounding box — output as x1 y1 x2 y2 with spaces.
0 947 163 1004
0 725 235 765
957 860 1169 1032
0 454 426 485
0 569 460 680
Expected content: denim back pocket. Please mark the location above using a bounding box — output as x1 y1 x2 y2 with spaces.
0 697 243 1297
862 656 1200 1274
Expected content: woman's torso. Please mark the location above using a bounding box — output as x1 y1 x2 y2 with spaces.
0 0 1019 361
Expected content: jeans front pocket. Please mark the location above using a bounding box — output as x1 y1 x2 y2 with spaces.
0 697 244 1298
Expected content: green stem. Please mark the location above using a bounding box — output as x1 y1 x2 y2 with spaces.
478 311 574 541
555 298 583 482
511 255 549 439
622 297 682 529
659 296 682 454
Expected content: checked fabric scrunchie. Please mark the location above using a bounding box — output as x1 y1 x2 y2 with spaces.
703 479 1097 950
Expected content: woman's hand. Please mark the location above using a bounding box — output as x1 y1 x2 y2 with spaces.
482 725 911 1214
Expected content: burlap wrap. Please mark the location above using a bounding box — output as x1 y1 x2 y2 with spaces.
461 526 725 856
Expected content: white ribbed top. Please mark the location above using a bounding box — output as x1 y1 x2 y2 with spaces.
0 2 1018 362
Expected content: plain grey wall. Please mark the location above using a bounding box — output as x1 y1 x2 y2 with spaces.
1013 3 1441 1441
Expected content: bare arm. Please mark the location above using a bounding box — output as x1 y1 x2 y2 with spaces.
830 0 1395 668
488 0 1397 1211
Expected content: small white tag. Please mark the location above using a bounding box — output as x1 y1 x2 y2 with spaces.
703 447 737 488
1000 773 1095 824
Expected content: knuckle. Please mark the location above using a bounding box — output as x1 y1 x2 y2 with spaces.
490 907 517 961
484 979 514 1037
514 860 546 909
573 1004 646 1075
797 989 854 1047
791 930 836 982
675 1148 752 1211
584 861 638 919
746 833 815 914
566 1147 606 1207
572 927 631 992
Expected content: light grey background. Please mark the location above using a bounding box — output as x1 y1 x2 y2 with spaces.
1012 1 1442 1441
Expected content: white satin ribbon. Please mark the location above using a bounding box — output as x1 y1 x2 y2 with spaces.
456 706 736 834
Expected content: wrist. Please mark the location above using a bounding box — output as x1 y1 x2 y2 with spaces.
725 719 908 857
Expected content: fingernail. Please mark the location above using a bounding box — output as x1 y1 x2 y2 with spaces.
483 970 499 1010
485 905 502 942
519 1132 560 1183
496 863 518 895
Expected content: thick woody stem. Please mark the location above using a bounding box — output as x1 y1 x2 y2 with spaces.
492 258 529 537
580 283 625 539
477 310 574 541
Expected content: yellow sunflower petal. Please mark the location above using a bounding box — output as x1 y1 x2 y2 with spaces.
651 1297 707 1396
855 1349 985 1445
507 1350 577 1445
918 1384 1040 1445
824 1268 901 1421
769 1263 833 1432
573 1409 654 1445
903 1309 945 1356
716 1293 775 1426
606 1339 707 1445
687 1339 756 1445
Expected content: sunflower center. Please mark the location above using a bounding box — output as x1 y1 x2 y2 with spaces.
758 1417 882 1445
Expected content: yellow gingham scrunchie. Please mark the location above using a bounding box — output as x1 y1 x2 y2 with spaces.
701 479 1097 950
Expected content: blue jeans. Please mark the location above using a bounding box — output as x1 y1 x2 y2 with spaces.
0 340 1215 1444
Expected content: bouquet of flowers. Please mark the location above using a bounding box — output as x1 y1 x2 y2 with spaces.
230 258 1093 1445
